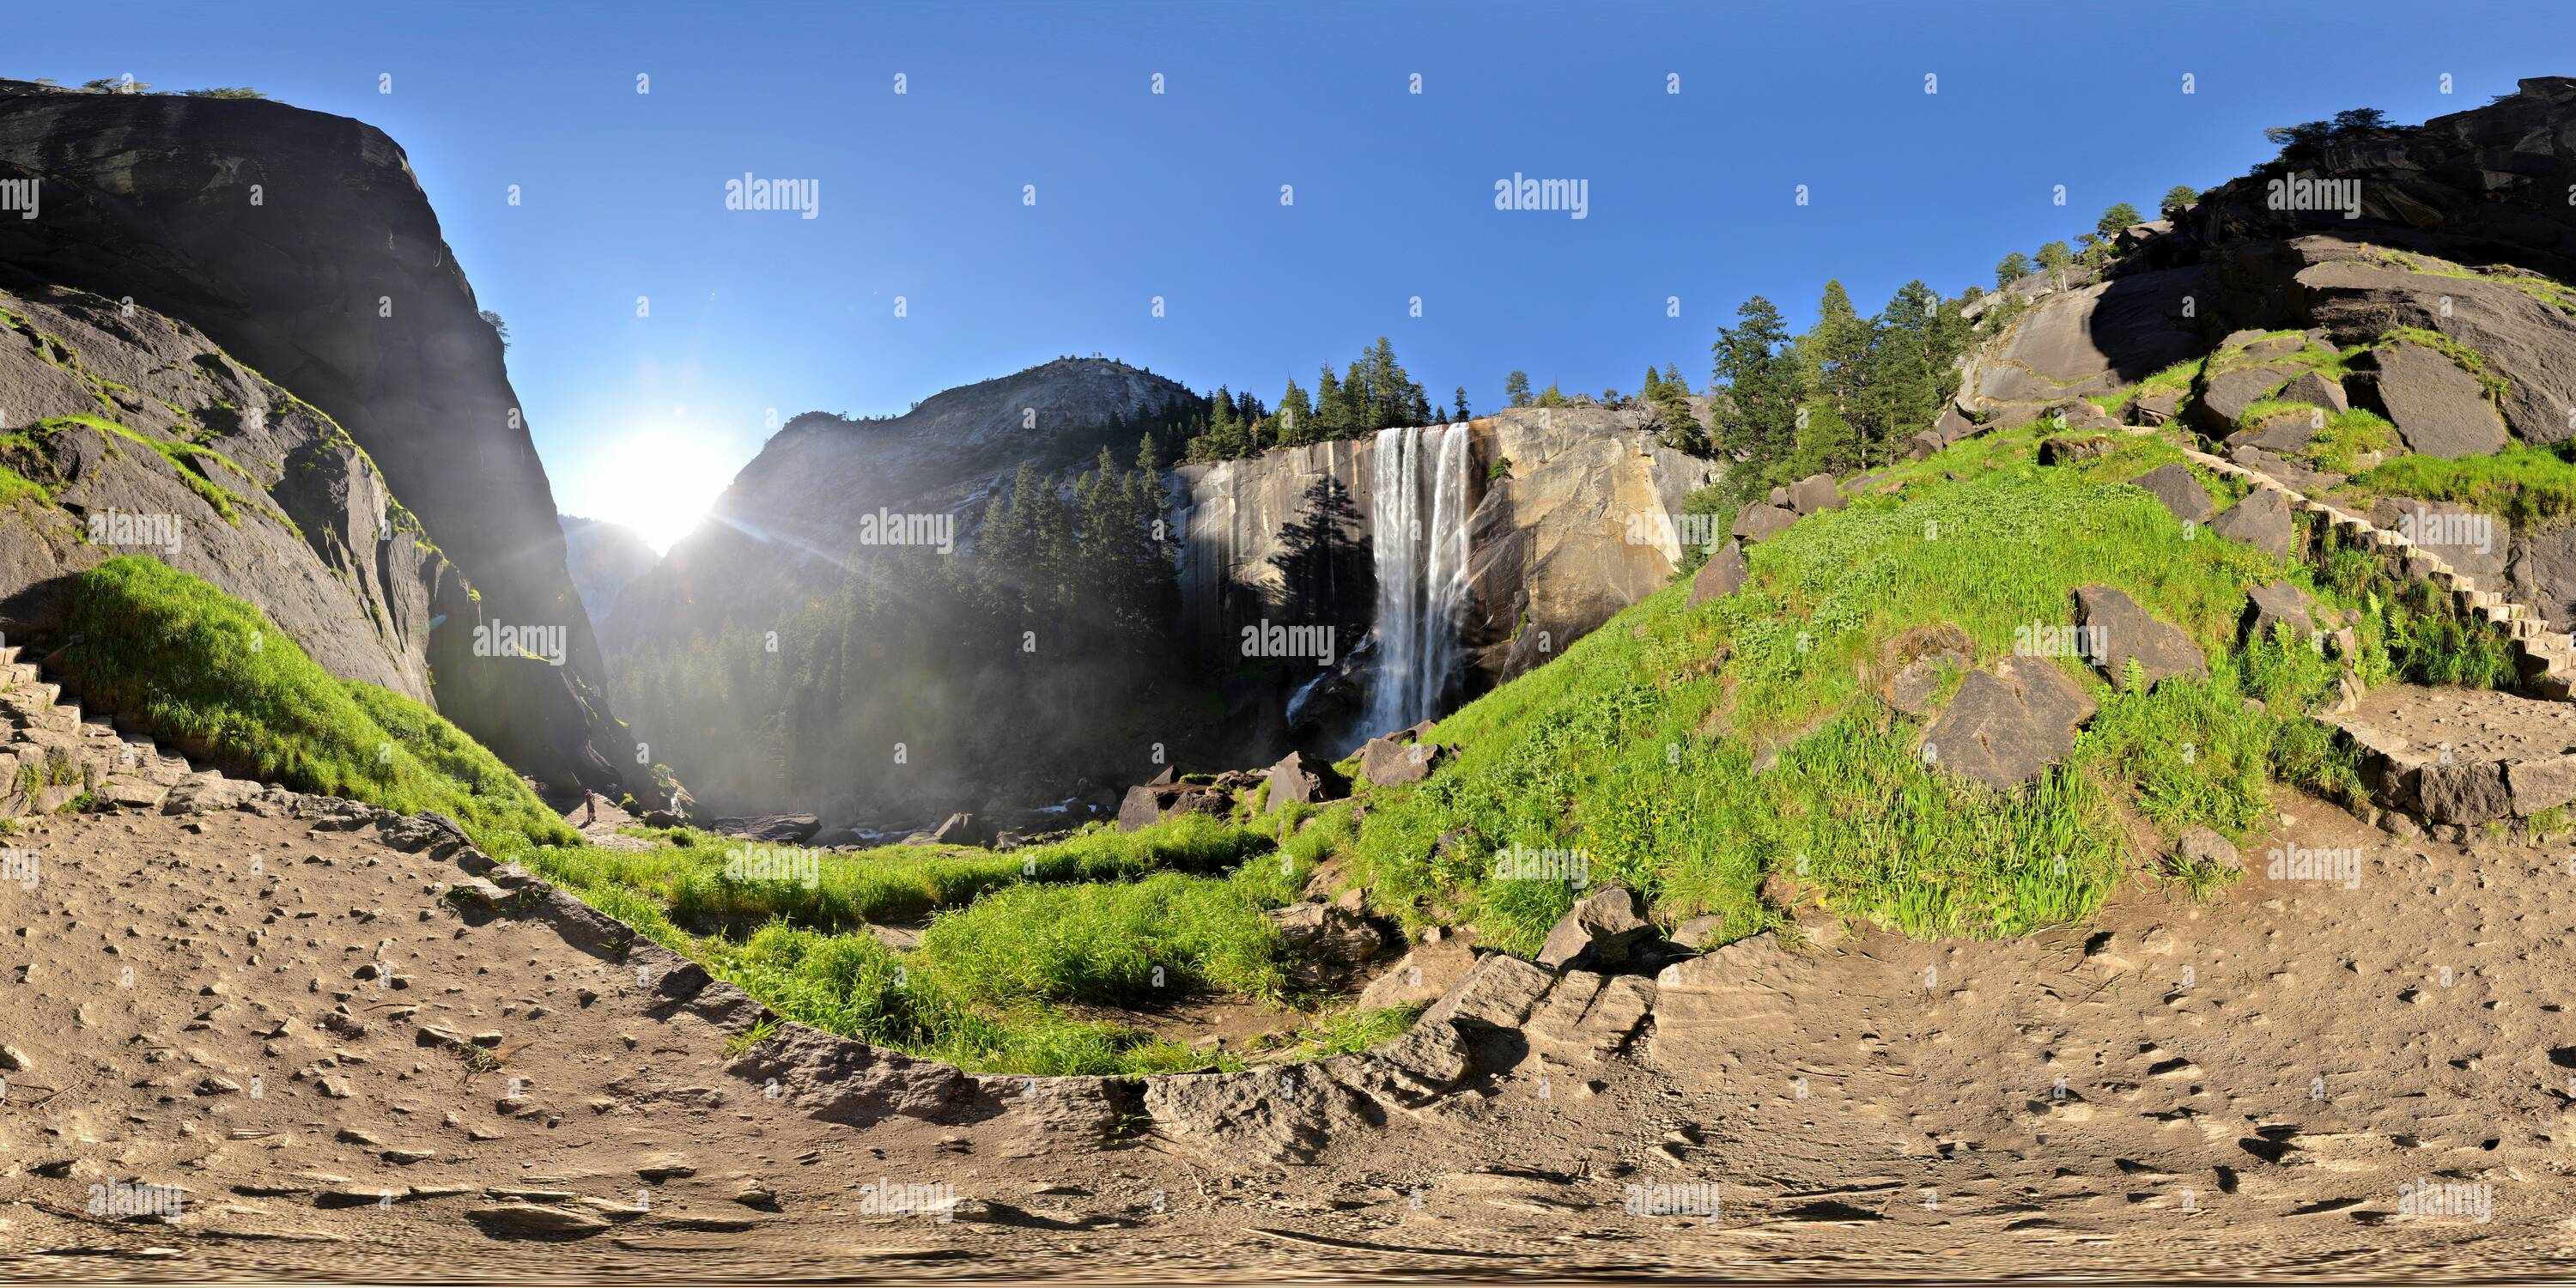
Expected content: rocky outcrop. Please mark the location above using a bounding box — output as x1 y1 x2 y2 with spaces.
2072 585 2207 691
2211 486 2294 558
2348 341 2510 459
0 81 629 793
1174 405 1712 703
1920 657 2097 789
2126 465 2214 526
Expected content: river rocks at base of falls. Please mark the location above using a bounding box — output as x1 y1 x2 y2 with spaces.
1358 736 1443 787
1687 540 1747 609
1534 884 1654 972
2210 487 2295 559
2072 585 2208 691
2350 341 2510 459
706 814 822 845
1918 657 2099 790
2126 464 2215 527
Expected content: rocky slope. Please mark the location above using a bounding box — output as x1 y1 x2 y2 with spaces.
0 282 456 702
605 356 1197 652
1949 76 2576 624
557 514 657 636
0 79 629 795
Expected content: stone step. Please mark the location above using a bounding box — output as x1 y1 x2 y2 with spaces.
0 643 17 665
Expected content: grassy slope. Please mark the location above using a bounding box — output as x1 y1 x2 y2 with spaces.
55 556 574 851
1349 427 2381 956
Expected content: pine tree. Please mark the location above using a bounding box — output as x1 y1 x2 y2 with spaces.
1710 295 1804 465
1809 280 1868 424
1504 370 1532 408
1995 251 2032 288
1275 377 1315 446
2158 185 2200 220
1452 386 1471 422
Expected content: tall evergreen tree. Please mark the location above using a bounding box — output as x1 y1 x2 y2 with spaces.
1504 370 1533 408
1710 295 1804 464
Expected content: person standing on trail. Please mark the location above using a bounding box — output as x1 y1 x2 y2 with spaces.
583 790 597 827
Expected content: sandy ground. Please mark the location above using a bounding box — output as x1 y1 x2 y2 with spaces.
4 782 2575 1283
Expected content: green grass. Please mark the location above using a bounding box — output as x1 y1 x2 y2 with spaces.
32 414 262 528
0 463 48 508
1338 438 2339 955
53 556 575 852
2348 441 2576 526
521 811 1274 934
2306 409 2397 475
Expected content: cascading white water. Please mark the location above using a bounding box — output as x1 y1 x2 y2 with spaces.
1364 423 1471 737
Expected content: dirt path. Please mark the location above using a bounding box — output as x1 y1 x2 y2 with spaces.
3 780 2573 1279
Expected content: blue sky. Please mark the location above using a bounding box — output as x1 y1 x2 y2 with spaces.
12 0 2564 545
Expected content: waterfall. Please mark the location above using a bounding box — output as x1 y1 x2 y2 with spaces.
1364 423 1470 738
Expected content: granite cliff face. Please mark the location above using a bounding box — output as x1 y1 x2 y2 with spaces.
605 356 1196 650
0 80 628 793
1173 404 1714 741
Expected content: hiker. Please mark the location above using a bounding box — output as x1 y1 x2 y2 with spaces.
582 790 597 827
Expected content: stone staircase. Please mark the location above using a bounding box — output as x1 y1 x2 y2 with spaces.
2172 445 2576 702
0 643 210 818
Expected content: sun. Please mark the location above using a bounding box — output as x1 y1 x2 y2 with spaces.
580 430 737 555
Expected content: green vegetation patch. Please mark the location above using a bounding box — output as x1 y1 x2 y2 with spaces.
2349 441 2576 526
55 556 574 851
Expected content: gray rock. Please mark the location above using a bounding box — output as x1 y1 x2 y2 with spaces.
2210 487 2294 558
2350 341 2509 459
1918 657 2098 789
1670 915 1726 949
2174 826 2242 871
2130 391 2179 426
2417 759 2511 825
2275 370 2351 415
2240 580 2319 647
1358 736 1442 787
1117 782 1230 831
1535 884 1654 971
1732 502 1798 544
1356 935 1477 1012
1786 473 1845 515
465 1203 614 1238
1142 1065 1377 1167
2073 585 2208 690
1266 902 1386 986
925 812 993 846
2037 435 2118 466
2506 755 2576 816
2372 497 2507 588
2190 363 2303 434
722 1020 965 1127
2126 464 2215 526
1421 952 1554 1030
709 814 822 845
1264 750 1341 813
1687 540 1747 609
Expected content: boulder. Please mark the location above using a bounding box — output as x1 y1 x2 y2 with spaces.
1767 485 1790 508
2130 391 2179 426
1117 781 1230 832
1878 623 1975 717
925 812 993 847
2173 826 2242 872
2275 370 2351 416
1918 656 2098 789
2209 487 2294 558
1264 750 1343 813
1358 736 1443 787
1522 971 1656 1060
2126 464 2214 526
1534 884 1654 971
2349 341 2509 459
2073 585 2207 690
1687 540 1748 608
2190 363 2302 434
2225 406 2322 455
1933 404 1980 444
2506 755 2576 817
2037 435 2117 466
1266 902 1386 986
2240 580 2319 647
1786 473 1845 515
1968 267 2209 402
723 1021 966 1127
1420 952 1554 1030
1142 1066 1378 1167
2417 759 2510 826
1732 502 1798 544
